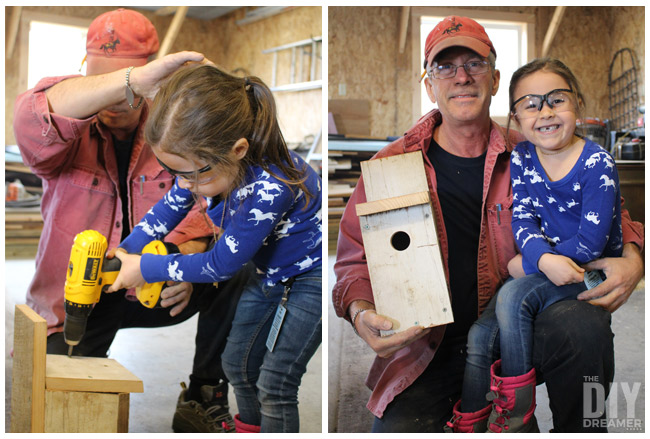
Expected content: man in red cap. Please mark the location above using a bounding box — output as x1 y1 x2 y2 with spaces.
14 8 250 433
333 15 644 432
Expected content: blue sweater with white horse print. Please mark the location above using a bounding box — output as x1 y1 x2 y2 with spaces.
120 151 322 286
510 139 622 275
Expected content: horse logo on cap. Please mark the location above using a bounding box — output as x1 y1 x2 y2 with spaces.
443 22 463 35
100 36 121 55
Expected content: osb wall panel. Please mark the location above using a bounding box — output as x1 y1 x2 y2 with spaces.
6 6 321 146
328 6 644 137
328 7 411 138
211 6 322 146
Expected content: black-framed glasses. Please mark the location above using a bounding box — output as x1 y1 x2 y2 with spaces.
428 59 490 79
156 156 214 184
511 88 574 119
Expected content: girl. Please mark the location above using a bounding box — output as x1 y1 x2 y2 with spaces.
109 64 322 433
449 58 622 433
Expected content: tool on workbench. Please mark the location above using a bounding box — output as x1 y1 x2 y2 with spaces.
63 230 173 356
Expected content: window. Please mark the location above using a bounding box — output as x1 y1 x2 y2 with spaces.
27 21 88 89
419 13 533 125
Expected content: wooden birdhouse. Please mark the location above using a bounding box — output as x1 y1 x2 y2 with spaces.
356 151 453 336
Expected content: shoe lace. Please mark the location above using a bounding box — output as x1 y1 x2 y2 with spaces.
205 404 235 432
444 413 462 432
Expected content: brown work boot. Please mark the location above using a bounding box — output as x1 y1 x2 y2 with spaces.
172 381 235 433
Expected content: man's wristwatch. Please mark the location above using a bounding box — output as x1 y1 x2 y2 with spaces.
125 66 144 110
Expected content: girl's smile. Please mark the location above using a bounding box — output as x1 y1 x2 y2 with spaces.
513 71 579 156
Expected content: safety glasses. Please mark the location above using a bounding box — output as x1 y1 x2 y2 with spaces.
511 88 575 119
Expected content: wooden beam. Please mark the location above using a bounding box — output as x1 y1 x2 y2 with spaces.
154 6 178 16
11 304 47 433
541 6 566 57
398 6 410 54
157 6 189 59
6 6 22 59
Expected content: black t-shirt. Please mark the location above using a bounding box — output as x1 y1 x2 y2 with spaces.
426 139 485 338
113 134 134 241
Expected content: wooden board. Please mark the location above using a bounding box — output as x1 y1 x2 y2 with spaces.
11 305 47 433
328 99 370 136
358 152 453 334
44 391 129 433
46 355 144 394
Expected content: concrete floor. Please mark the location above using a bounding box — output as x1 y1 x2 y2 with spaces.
5 258 322 433
328 255 645 433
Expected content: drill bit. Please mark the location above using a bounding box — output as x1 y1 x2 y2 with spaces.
68 345 74 357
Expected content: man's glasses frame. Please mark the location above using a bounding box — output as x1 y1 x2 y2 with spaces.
428 59 490 80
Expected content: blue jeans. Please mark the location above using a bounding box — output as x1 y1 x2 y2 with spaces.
222 267 322 432
462 273 584 412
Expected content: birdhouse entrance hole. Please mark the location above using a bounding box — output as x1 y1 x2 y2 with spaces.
390 231 411 251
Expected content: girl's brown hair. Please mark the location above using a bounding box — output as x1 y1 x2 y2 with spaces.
146 63 311 200
505 57 586 146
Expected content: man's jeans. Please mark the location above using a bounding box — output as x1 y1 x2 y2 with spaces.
372 292 614 432
222 267 322 433
462 273 585 411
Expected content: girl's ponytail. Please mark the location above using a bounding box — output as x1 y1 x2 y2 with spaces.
146 64 313 202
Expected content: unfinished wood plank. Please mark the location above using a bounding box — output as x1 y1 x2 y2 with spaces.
11 304 47 433
359 152 453 335
356 191 430 216
44 391 129 433
360 151 430 201
46 355 143 394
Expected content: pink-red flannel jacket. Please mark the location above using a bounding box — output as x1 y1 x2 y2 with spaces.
332 109 644 418
13 75 212 334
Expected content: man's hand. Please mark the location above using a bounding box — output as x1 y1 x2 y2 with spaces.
538 253 585 286
177 237 210 255
160 281 193 316
349 300 431 358
130 51 205 100
577 243 644 312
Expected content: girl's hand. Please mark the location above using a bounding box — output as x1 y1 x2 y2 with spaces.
507 254 525 279
538 253 585 286
106 250 145 292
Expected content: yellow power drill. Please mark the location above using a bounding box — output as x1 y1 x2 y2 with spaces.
63 230 173 356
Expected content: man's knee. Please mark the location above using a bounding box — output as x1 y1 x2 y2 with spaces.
533 300 613 378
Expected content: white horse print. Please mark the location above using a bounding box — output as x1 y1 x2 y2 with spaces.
248 208 277 225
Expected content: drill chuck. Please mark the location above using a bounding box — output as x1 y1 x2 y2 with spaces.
63 300 93 346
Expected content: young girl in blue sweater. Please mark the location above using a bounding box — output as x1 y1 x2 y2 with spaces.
109 64 322 432
449 59 622 433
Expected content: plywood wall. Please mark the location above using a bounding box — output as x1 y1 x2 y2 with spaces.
5 6 321 146
328 6 645 137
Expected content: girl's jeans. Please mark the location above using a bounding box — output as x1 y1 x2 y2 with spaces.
462 273 584 412
222 267 322 432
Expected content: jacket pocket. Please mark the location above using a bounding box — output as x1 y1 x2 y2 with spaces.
486 195 517 279
53 166 115 234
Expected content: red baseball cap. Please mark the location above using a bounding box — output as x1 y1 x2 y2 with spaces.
424 16 496 68
85 8 159 74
